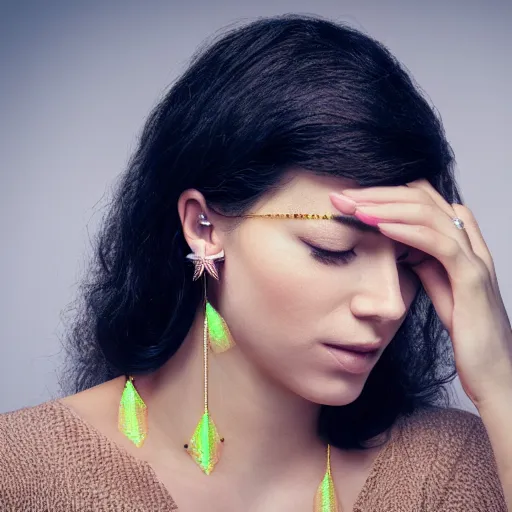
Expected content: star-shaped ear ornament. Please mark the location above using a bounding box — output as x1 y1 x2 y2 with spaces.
186 244 225 281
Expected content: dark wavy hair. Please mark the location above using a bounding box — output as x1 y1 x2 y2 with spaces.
59 14 460 450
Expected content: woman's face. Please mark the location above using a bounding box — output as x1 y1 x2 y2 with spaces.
213 170 423 406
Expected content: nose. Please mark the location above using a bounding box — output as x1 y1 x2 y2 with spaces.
350 254 408 322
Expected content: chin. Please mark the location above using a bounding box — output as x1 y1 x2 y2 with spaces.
296 378 367 407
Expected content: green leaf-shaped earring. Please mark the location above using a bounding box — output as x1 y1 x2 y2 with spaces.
314 444 339 512
206 300 235 354
118 376 148 448
185 295 227 474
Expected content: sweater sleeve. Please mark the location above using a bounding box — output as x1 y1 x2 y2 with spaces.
435 415 506 512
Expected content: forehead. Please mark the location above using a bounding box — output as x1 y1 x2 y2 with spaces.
255 170 360 212
251 170 381 235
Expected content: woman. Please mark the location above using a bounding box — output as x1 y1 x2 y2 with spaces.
1 14 510 512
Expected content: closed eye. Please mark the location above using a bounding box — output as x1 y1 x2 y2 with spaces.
304 242 357 265
305 241 413 267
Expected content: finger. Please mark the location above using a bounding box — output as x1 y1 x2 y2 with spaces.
342 184 430 205
375 221 477 285
355 202 474 256
342 181 474 261
412 258 454 332
452 203 496 279
405 179 458 219
407 179 473 247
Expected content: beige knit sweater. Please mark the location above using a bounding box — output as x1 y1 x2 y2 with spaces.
0 399 506 511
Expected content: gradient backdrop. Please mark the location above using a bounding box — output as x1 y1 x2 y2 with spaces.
1 0 510 414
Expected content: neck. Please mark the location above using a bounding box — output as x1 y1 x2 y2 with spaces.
138 310 326 480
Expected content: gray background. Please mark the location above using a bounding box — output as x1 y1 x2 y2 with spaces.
1 0 510 414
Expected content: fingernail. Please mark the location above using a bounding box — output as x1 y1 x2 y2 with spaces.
329 192 357 209
354 210 382 226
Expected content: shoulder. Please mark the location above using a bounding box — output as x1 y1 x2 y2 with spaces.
0 400 72 508
396 405 484 448
394 405 494 470
0 395 177 511
0 381 118 487
0 399 66 464
393 406 506 510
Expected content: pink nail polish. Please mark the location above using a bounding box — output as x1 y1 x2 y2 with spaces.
329 192 357 209
354 210 382 226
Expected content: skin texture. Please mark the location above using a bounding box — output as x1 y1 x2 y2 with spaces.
181 170 422 407
61 170 426 511
331 179 512 508
145 170 421 505
60 170 512 510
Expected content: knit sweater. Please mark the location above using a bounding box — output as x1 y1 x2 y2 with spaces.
0 399 506 511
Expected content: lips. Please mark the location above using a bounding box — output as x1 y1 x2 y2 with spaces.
323 344 380 374
323 341 382 354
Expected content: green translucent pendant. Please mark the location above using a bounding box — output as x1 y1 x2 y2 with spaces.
205 301 235 353
186 410 223 475
118 377 148 448
314 445 339 512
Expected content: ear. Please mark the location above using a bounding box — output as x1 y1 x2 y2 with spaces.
177 189 223 257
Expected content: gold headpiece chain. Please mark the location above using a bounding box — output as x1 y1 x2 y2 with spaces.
242 213 336 220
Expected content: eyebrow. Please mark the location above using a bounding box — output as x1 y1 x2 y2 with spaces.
332 214 381 234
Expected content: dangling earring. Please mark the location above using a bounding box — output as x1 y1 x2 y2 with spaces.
117 211 340 510
314 444 339 511
118 375 148 448
184 213 234 474
117 213 233 459
205 301 235 354
185 216 235 354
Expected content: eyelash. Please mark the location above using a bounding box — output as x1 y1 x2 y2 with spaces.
308 244 411 267
308 245 357 265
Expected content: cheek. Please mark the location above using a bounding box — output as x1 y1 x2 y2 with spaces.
222 225 321 343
